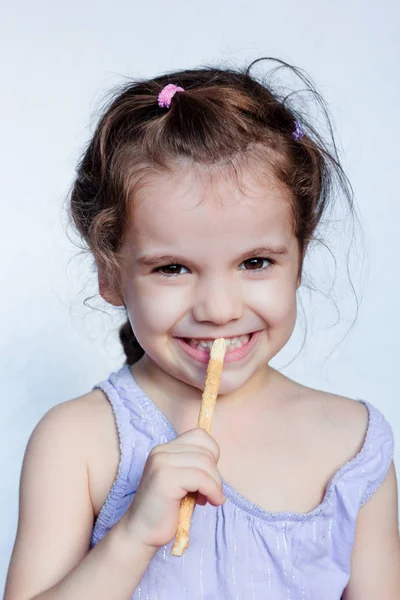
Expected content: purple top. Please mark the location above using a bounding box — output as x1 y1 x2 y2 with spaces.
90 365 394 600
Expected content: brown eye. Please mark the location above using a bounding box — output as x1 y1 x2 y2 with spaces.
157 264 189 277
239 257 271 271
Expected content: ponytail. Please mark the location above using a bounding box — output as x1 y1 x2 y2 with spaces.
119 319 145 365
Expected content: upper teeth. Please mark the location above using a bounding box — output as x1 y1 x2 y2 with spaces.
187 335 250 351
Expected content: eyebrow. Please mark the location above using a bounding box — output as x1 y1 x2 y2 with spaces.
136 245 289 268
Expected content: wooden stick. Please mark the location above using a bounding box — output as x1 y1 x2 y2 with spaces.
171 338 226 556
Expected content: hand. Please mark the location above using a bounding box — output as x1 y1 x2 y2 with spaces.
119 427 225 553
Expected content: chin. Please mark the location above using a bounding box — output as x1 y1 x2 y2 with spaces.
216 369 263 396
189 363 264 396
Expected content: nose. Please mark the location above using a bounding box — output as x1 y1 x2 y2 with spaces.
192 275 244 325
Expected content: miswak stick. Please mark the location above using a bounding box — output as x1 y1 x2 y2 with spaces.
171 337 227 557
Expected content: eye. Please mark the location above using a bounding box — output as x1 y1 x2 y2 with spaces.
156 264 190 277
239 257 273 272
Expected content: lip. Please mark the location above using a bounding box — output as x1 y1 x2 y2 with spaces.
175 331 261 364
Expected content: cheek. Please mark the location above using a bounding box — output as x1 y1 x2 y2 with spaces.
125 280 189 336
247 279 297 326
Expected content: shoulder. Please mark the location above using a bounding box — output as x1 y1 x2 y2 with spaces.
22 389 113 509
30 388 120 516
280 372 371 463
293 381 395 494
32 387 114 452
5 389 118 598
308 389 371 481
315 389 370 448
309 388 394 465
319 398 400 598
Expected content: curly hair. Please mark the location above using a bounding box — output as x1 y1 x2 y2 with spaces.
68 57 355 365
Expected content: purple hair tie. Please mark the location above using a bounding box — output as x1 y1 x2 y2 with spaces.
157 83 185 109
292 120 305 141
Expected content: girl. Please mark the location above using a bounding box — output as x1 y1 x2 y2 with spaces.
4 58 399 600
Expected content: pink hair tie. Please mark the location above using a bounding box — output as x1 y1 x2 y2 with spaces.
157 83 185 108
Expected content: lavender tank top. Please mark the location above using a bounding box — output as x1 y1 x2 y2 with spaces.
89 365 394 600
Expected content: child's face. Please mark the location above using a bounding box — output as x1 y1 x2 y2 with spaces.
105 164 301 395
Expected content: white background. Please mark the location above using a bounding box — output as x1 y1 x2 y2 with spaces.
1 0 399 592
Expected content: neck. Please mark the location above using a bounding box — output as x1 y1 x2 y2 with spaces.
131 354 285 434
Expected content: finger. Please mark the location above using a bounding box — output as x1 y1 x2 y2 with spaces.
174 468 225 507
151 443 217 463
170 428 221 462
151 451 223 489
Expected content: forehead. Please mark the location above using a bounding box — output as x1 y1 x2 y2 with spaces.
124 164 296 253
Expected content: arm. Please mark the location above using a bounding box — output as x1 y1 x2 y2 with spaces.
342 461 400 600
4 400 156 600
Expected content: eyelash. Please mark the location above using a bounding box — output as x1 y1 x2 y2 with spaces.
155 257 275 279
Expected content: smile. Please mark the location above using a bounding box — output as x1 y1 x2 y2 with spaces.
184 334 250 352
175 332 260 364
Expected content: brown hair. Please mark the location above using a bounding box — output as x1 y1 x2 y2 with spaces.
68 57 356 366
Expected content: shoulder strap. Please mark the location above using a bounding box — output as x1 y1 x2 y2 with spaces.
90 365 176 545
359 401 395 507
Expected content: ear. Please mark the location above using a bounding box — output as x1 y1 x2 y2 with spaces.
98 266 125 307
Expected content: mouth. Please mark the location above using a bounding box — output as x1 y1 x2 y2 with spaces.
175 331 260 364
184 333 252 353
